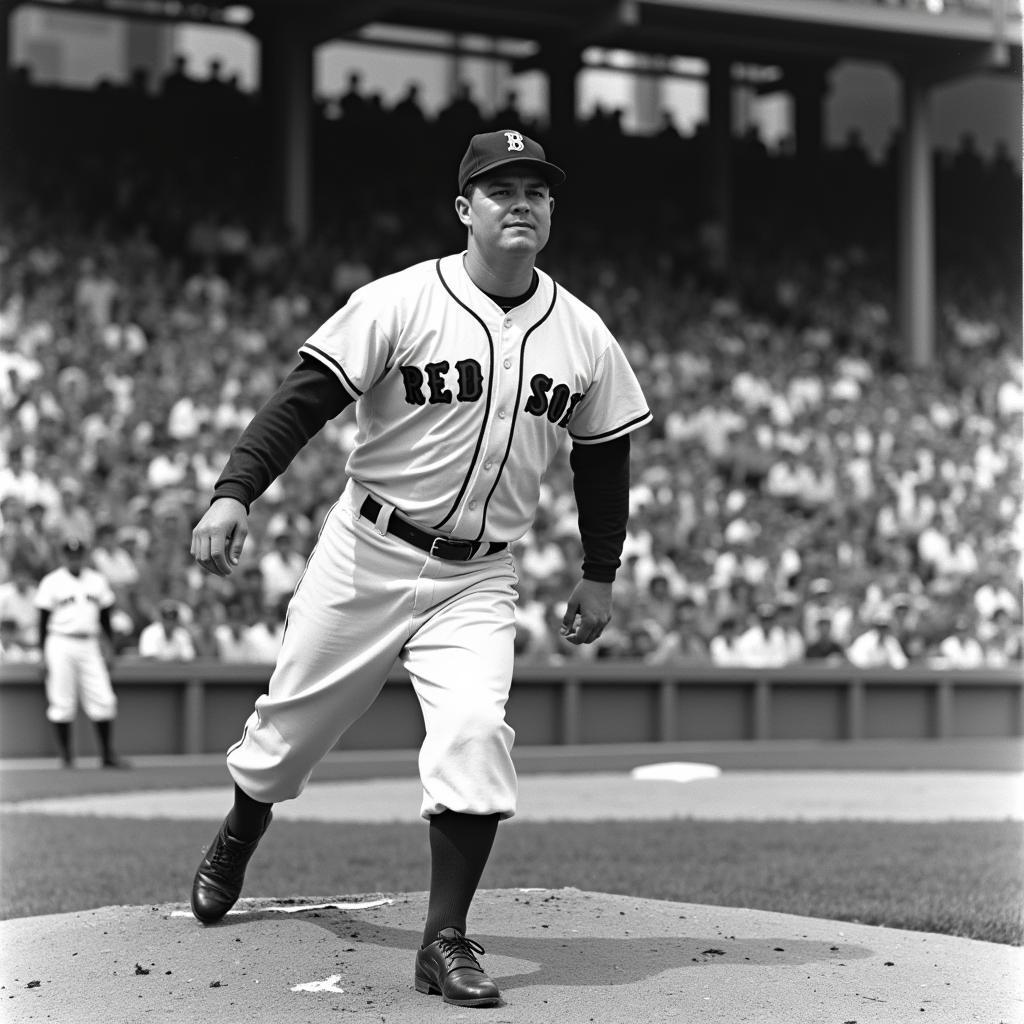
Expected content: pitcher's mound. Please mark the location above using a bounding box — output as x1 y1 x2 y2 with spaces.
1 888 1020 1023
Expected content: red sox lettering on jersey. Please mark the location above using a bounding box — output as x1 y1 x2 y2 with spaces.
299 253 651 543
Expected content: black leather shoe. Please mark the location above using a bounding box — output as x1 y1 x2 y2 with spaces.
190 814 271 924
415 928 501 1007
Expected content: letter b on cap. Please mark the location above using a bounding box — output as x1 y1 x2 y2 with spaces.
504 131 524 152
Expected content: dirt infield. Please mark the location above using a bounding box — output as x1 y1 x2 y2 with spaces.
3 887 1022 1024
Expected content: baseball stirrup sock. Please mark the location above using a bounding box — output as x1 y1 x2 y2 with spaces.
422 811 500 947
227 783 274 841
53 722 72 764
93 719 115 762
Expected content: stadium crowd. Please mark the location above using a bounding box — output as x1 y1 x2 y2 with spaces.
0 65 1021 669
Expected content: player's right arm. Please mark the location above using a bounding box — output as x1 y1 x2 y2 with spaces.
191 357 353 577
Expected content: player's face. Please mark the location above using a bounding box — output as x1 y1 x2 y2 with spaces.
457 170 554 260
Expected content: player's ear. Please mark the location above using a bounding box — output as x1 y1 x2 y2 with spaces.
455 195 472 228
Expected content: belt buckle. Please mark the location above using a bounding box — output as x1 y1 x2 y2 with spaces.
429 536 474 561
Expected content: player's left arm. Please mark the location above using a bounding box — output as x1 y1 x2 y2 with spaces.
99 604 116 665
559 434 629 645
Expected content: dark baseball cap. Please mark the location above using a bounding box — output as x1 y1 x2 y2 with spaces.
458 129 566 194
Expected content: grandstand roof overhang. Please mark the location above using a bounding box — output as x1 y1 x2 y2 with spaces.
22 0 1022 77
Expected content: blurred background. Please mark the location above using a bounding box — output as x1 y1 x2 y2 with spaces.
0 0 1021 756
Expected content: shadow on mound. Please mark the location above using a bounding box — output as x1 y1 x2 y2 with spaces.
219 907 872 991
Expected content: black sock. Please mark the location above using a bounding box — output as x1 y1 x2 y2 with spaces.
94 720 115 762
422 810 500 947
53 722 72 764
227 783 273 841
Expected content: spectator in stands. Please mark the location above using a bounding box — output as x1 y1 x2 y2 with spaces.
709 615 746 666
931 615 986 669
648 596 710 663
0 558 39 649
847 611 909 669
189 603 222 659
803 612 846 663
258 530 306 609
91 523 140 597
214 599 253 663
980 609 1023 667
512 621 551 664
888 593 927 661
244 602 285 663
802 577 854 647
138 600 196 660
775 595 806 663
736 602 792 667
74 256 120 330
0 617 38 661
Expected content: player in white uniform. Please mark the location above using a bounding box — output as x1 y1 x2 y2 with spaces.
34 538 125 768
188 130 652 1007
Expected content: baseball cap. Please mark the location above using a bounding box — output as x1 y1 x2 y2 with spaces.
458 129 566 194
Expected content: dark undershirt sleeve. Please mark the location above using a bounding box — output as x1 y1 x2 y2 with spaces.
212 357 354 512
570 435 630 583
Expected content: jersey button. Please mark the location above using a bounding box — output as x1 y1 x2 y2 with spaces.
503 317 512 328
484 461 493 470
498 410 506 419
469 501 478 510
503 359 512 369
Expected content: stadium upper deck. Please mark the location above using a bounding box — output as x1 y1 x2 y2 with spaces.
24 0 1021 50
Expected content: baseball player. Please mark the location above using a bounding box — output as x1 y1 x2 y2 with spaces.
188 129 652 1007
34 538 126 768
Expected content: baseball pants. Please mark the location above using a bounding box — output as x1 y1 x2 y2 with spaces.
42 635 118 723
226 481 520 819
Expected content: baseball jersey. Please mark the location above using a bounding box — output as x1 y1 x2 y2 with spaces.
35 567 114 635
299 253 652 543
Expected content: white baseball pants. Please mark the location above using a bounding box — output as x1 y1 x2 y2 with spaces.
42 635 118 723
226 481 520 819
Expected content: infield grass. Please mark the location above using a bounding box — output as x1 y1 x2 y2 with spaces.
1 814 1020 945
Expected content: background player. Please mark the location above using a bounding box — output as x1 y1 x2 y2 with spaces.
34 538 126 768
187 129 652 1008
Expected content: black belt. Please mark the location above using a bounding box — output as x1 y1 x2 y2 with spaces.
359 497 507 562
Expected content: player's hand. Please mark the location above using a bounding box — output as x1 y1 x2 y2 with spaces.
559 578 613 645
191 497 249 577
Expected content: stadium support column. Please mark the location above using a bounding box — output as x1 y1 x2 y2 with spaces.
898 70 935 368
258 18 313 244
791 62 828 169
704 57 733 276
0 1 9 158
543 43 580 140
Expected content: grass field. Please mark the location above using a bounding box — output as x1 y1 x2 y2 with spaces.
2 813 1021 945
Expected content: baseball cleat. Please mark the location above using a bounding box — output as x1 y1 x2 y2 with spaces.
414 927 502 1007
190 813 272 924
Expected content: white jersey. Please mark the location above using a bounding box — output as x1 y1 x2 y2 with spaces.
299 253 652 543
34 567 114 636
